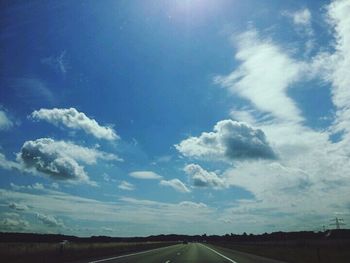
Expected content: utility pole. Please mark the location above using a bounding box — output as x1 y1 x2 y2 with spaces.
330 217 345 229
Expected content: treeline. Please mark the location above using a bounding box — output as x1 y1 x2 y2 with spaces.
1 229 349 243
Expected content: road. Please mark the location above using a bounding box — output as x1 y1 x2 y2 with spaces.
87 243 286 263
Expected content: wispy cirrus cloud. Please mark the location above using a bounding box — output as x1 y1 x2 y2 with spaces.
283 8 313 36
326 0 350 139
0 109 13 130
41 50 68 76
0 153 21 171
160 178 190 193
214 29 306 123
118 181 135 191
10 77 56 105
31 108 119 141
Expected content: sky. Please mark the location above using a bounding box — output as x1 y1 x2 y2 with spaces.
0 0 350 237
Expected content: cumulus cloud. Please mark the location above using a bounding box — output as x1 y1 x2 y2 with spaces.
0 110 13 130
8 202 28 211
10 182 45 191
214 30 306 123
184 164 227 189
36 213 64 227
129 171 162 180
176 120 276 161
31 108 119 141
0 216 29 231
17 138 119 184
160 179 191 193
118 181 135 191
211 0 350 229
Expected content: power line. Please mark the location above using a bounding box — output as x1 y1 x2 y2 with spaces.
330 217 346 229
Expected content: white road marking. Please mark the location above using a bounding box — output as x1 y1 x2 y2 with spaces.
89 245 178 263
200 244 238 263
165 260 171 263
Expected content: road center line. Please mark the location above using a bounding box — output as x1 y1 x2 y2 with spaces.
89 244 178 263
200 244 238 263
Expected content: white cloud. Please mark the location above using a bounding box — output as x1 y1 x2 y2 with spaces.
0 110 13 130
178 201 207 209
283 8 314 52
51 183 59 189
0 188 216 235
0 216 29 231
129 171 162 180
118 181 135 191
184 164 227 189
36 213 64 228
31 108 119 141
10 78 55 105
171 1 350 230
176 120 276 161
10 182 45 191
0 153 21 171
102 173 117 183
160 179 191 193
215 30 306 123
229 109 257 125
9 202 29 211
41 50 68 76
213 0 350 224
17 138 119 184
292 8 312 25
326 0 350 139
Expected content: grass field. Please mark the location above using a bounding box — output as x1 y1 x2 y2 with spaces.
0 241 177 263
212 239 350 263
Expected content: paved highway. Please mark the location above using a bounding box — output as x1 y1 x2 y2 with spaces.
87 243 286 263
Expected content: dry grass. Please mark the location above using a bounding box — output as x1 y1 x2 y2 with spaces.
0 241 177 263
212 240 350 263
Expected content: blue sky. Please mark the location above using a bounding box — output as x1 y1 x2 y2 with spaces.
1 0 350 236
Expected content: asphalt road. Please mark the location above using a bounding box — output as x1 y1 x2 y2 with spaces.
88 243 286 263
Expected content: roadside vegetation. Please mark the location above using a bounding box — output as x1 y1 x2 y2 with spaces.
0 241 177 263
1 230 349 263
211 239 350 263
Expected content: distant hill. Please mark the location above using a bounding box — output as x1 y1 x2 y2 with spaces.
1 229 350 243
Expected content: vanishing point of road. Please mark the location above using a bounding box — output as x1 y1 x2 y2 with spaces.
87 242 286 263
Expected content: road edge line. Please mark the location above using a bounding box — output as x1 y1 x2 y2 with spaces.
89 244 179 263
200 243 238 263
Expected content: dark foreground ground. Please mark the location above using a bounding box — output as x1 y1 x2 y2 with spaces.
1 230 350 262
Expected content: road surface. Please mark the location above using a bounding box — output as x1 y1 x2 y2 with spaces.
87 243 286 263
